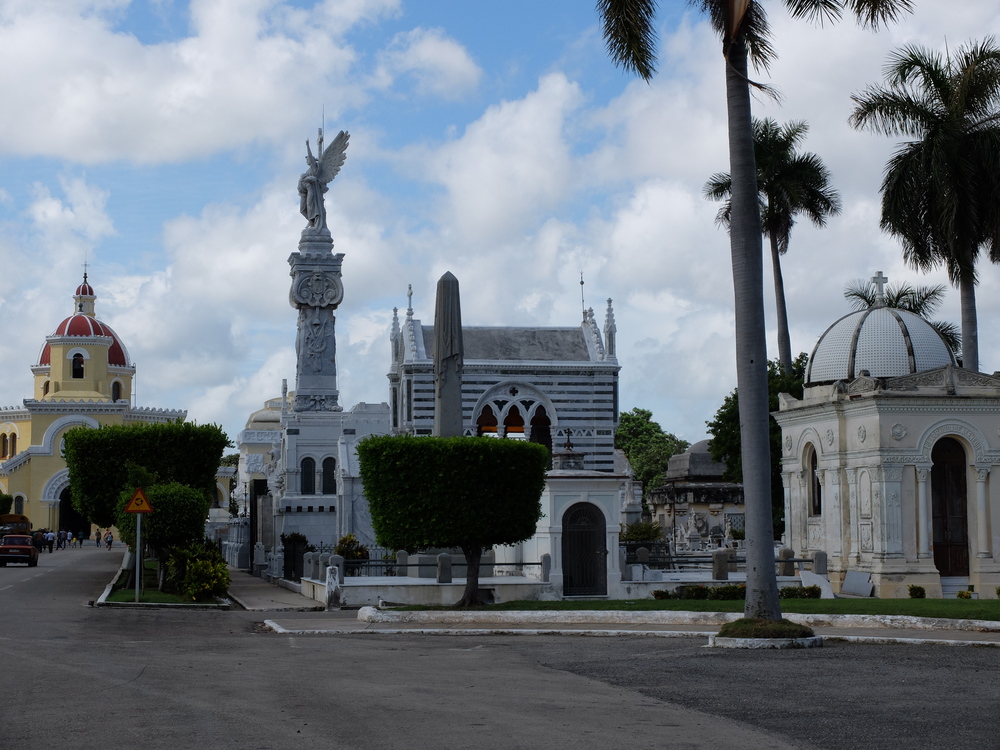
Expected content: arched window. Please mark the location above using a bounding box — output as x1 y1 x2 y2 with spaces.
1 434 7 458
72 353 85 379
112 382 121 402
8 434 15 457
808 446 822 516
477 405 498 436
322 457 337 494
503 405 525 439
43 381 50 396
13 496 23 514
529 406 552 456
300 457 316 495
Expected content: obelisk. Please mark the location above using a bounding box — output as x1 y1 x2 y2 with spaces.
433 271 464 437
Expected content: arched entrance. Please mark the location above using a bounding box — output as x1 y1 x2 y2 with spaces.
931 437 969 577
59 487 89 537
561 503 607 596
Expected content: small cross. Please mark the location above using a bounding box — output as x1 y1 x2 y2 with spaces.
871 271 888 299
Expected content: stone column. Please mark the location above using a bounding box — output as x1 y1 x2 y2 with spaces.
976 468 991 558
432 272 464 437
288 235 345 414
916 467 931 559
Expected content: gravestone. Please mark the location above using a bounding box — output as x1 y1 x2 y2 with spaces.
437 552 452 583
712 548 729 581
841 570 874 597
777 547 795 577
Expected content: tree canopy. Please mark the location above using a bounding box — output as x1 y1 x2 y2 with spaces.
704 117 841 372
63 422 230 528
115 481 211 556
706 353 808 534
850 37 1000 372
614 408 689 497
357 435 547 606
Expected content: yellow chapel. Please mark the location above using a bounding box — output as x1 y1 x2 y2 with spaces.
0 275 186 533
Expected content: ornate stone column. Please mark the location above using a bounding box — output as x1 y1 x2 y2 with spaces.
288 238 345 413
976 467 991 558
916 467 931 559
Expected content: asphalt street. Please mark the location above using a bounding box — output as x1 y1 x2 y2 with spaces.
2 546 998 749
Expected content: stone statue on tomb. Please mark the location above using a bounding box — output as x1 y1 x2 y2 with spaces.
298 129 350 234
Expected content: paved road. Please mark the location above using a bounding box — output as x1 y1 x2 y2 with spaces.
3 548 999 749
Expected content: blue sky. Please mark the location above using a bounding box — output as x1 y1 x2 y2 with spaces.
0 1 998 448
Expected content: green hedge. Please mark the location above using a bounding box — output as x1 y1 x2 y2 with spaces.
357 435 548 552
63 422 229 527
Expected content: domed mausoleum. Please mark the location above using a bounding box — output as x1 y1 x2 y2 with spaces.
0 276 187 533
775 273 1000 598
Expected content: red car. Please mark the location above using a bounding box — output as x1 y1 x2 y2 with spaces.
0 535 39 567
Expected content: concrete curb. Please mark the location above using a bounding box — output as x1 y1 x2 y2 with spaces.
357 607 1000 633
263 620 711 638
357 607 742 627
708 635 824 649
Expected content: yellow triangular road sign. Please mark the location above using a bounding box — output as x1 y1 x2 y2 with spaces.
125 487 153 514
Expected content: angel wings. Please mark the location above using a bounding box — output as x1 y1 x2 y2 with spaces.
298 129 350 233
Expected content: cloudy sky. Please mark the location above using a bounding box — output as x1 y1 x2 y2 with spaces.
0 0 997 447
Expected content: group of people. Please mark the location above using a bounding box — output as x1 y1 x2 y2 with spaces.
31 528 114 552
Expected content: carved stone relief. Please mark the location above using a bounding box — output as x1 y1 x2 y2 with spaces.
859 471 872 518
860 522 874 552
858 425 866 443
891 423 907 441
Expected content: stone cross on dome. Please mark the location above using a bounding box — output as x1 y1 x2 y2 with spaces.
871 271 888 306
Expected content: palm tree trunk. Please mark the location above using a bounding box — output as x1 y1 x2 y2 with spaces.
959 270 979 372
770 233 793 372
726 37 782 622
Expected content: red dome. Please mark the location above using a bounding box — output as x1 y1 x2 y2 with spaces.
38 314 130 367
76 282 94 296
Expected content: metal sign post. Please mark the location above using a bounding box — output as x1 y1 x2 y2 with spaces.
124 488 154 603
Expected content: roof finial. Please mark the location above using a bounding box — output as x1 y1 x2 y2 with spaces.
871 271 888 307
406 284 414 318
580 271 586 322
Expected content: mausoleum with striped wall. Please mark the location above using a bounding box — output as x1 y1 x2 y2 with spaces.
387 293 621 471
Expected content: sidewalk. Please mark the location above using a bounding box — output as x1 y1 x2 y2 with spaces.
227 568 325 611
228 568 1000 646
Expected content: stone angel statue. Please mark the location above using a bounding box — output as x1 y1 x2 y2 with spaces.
298 129 349 234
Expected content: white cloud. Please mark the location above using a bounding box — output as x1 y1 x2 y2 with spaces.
375 27 481 99
418 72 584 242
0 0 397 163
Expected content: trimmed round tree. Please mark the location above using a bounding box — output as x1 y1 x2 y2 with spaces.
115 481 211 557
358 435 548 607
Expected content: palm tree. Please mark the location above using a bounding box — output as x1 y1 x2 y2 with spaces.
850 38 1000 373
705 118 842 373
597 0 912 621
843 278 962 354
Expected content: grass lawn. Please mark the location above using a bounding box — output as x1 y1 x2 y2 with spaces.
398 598 1000 621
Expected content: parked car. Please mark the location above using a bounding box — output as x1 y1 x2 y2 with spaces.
0 535 39 567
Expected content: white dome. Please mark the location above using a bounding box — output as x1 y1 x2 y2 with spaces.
806 305 955 384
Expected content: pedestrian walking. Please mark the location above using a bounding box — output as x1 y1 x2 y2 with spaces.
105 531 113 550
44 529 55 553
95 529 102 547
